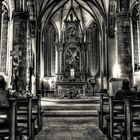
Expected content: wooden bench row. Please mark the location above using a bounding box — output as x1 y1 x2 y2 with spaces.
98 94 109 132
0 94 44 140
98 94 140 140
0 98 24 140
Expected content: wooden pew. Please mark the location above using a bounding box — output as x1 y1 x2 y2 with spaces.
107 96 140 140
98 94 109 132
0 98 24 140
107 96 125 140
116 98 140 140
16 96 37 140
98 95 125 138
17 94 44 137
32 94 44 131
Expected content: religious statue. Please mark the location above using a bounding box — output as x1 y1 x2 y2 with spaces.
12 56 23 92
68 26 76 38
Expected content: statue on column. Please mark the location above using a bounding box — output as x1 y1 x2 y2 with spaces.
12 56 22 92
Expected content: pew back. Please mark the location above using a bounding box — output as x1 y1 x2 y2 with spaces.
108 97 140 140
98 94 109 131
32 94 43 131
16 96 33 140
108 96 125 139
0 98 24 140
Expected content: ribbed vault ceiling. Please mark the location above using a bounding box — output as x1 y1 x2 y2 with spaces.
37 1 109 22
35 0 111 37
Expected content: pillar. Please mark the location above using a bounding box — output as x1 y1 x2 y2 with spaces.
12 11 28 91
132 20 139 65
138 1 140 64
116 1 132 80
56 45 60 73
30 21 36 95
58 45 63 74
36 28 41 91
0 0 3 71
58 45 63 81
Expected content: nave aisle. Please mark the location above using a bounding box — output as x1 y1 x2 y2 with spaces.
34 97 107 140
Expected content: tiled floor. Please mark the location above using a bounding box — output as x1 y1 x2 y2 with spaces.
34 117 108 140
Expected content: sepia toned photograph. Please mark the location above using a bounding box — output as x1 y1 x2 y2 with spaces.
0 0 139 140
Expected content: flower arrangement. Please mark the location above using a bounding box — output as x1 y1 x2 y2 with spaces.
60 87 81 99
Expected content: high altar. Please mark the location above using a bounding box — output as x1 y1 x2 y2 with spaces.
56 9 88 97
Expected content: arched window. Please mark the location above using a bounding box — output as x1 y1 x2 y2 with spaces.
87 22 100 77
44 21 57 76
132 4 140 71
0 4 9 73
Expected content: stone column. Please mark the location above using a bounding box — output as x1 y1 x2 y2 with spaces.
30 21 36 95
0 0 3 70
0 5 9 73
116 12 132 80
56 43 63 81
59 45 63 73
36 27 41 90
56 45 60 73
132 20 138 65
138 2 140 64
12 11 28 91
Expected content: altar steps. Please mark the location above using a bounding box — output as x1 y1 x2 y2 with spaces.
41 97 100 117
42 104 99 110
43 110 98 117
34 97 107 140
41 97 99 104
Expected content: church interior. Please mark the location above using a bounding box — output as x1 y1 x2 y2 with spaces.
0 0 140 140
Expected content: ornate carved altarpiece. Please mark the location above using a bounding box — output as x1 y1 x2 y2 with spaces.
56 9 88 98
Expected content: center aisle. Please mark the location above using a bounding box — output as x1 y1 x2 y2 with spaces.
34 116 107 140
34 97 107 140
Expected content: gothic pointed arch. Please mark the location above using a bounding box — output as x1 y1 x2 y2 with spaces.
0 4 9 73
44 21 57 77
86 21 100 77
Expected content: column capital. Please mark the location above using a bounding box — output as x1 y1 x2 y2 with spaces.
12 11 29 20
